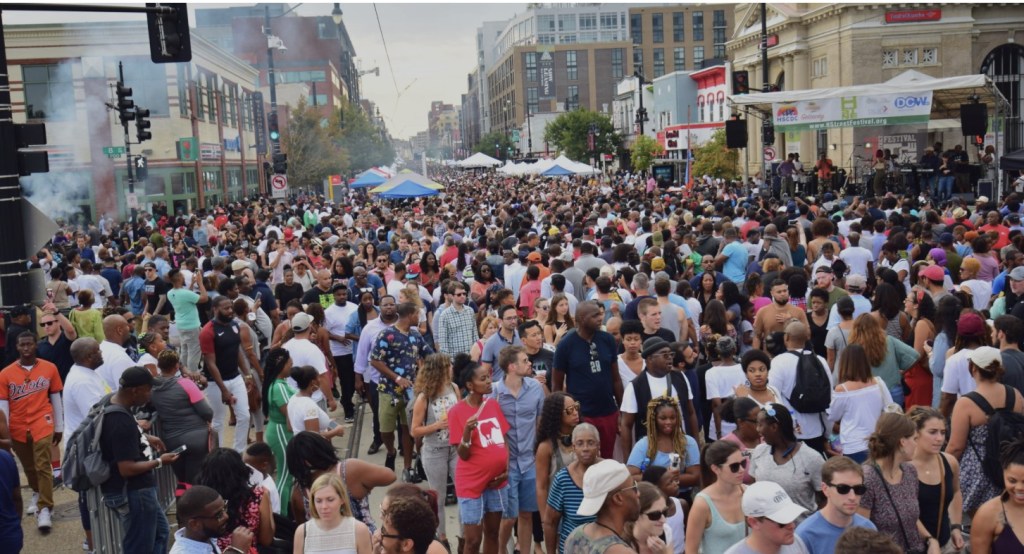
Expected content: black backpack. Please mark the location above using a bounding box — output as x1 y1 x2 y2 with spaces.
63 393 132 492
965 385 1024 489
788 350 832 413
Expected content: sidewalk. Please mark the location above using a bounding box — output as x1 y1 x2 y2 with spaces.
17 401 460 553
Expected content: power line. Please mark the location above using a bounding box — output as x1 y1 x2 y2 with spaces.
372 3 401 96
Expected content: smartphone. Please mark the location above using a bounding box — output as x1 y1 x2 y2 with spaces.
926 339 934 348
255 291 263 302
46 288 54 300
327 420 339 431
668 453 681 471
169 445 188 455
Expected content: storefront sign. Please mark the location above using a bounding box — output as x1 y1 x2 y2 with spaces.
885 9 941 24
539 50 555 99
200 142 222 161
772 92 933 132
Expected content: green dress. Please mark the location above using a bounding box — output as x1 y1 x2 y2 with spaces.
267 379 297 516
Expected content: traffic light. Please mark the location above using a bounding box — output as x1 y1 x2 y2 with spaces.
135 108 152 142
116 83 134 125
272 152 288 174
732 71 750 95
268 112 280 142
761 121 775 146
135 156 149 181
146 3 192 63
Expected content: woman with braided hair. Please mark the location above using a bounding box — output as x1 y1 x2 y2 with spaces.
626 395 700 491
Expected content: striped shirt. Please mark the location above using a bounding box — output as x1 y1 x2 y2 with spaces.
548 467 595 554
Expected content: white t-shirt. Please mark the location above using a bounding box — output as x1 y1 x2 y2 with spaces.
880 257 911 294
287 395 332 434
705 363 746 439
839 247 873 278
284 338 328 403
941 347 978 397
98 340 136 392
62 364 111 449
828 378 893 454
769 350 834 440
617 355 645 386
247 465 281 514
960 279 993 312
324 302 358 356
620 371 695 415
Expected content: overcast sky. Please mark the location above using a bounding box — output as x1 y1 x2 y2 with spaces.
4 2 528 140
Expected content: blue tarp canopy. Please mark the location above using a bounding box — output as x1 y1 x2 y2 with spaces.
349 171 388 188
377 180 441 198
542 164 575 176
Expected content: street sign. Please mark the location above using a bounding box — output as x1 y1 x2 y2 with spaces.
270 173 288 199
512 130 520 144
125 193 139 210
177 137 198 161
763 146 777 161
103 146 125 159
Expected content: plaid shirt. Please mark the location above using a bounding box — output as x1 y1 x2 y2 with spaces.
436 304 479 356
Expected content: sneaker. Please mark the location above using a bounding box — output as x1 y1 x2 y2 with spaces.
37 507 52 532
385 453 396 472
402 468 415 483
83 540 91 551
367 440 382 455
26 493 39 515
344 416 355 424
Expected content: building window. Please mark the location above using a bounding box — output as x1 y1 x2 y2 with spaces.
601 12 617 29
560 34 577 44
527 87 539 115
307 94 328 106
697 101 704 123
631 13 643 44
567 85 579 110
566 50 578 81
713 27 727 57
317 22 337 39
538 15 555 33
694 46 704 69
902 48 918 65
812 56 828 77
22 63 74 120
713 9 726 28
922 47 938 64
123 59 170 117
708 98 716 122
206 74 218 122
276 70 327 84
580 32 599 43
538 34 556 45
653 48 665 78
672 12 685 42
558 14 576 32
580 13 597 31
692 11 704 41
176 64 190 118
882 49 898 67
673 47 685 71
525 52 538 82
719 102 724 121
612 48 624 79
652 13 664 44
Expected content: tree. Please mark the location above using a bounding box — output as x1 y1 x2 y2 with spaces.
474 130 515 159
281 98 346 190
691 128 739 180
329 102 394 173
630 135 663 175
543 109 619 161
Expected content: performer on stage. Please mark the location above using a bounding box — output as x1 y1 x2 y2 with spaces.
872 149 887 197
920 147 941 199
815 152 833 196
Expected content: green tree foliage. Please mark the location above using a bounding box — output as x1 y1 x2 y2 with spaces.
281 98 346 190
691 128 739 180
329 101 395 173
543 110 619 161
474 130 515 159
630 134 663 174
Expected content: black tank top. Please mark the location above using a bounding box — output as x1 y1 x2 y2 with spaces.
918 454 954 545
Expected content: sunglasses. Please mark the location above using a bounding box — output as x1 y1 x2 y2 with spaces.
827 483 867 496
41 321 57 327
645 508 671 521
564 402 581 415
723 459 747 473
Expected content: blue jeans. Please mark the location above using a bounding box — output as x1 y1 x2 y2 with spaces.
889 384 905 408
458 485 513 525
103 487 169 554
938 175 954 201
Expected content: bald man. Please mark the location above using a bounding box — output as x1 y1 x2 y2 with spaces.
98 315 135 391
767 320 833 455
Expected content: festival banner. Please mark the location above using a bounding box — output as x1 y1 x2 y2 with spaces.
772 92 933 132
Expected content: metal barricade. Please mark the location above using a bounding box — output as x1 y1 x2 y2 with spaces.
339 395 365 460
86 418 178 554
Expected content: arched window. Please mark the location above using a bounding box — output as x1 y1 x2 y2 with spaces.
708 98 715 121
698 96 705 123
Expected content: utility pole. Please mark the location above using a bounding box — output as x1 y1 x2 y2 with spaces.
117 62 137 224
265 5 287 177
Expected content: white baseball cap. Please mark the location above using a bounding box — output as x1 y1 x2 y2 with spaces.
576 460 632 517
741 481 807 524
969 346 1002 370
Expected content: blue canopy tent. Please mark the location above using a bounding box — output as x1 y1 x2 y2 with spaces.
542 164 575 177
349 171 388 188
375 180 441 199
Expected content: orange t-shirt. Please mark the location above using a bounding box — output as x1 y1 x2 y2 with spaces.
0 359 63 442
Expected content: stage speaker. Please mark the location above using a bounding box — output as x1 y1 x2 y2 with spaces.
726 120 748 149
961 104 988 136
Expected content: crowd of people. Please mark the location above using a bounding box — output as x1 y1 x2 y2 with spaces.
4 164 1024 554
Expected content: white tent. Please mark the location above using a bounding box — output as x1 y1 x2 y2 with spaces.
456 152 502 168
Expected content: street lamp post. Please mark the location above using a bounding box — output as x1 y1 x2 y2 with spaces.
331 3 354 104
505 98 533 157
634 72 649 136
265 5 281 159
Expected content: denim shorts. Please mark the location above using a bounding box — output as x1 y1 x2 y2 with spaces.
458 485 513 525
506 467 538 514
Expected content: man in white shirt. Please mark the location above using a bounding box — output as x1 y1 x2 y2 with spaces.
768 320 833 454
283 313 336 413
838 232 874 279
324 283 359 422
505 250 528 301
98 314 136 392
77 260 113 309
958 258 993 312
939 314 990 418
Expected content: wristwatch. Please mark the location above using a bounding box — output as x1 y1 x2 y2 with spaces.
154 458 163 469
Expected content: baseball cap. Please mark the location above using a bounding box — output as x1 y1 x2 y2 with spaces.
939 232 954 245
527 251 542 263
576 460 633 517
642 337 671 358
814 266 833 274
406 263 421 279
120 366 155 389
741 481 807 524
970 346 1002 369
958 312 987 337
919 265 945 283
978 196 991 204
846 274 867 291
1010 267 1024 281
291 312 314 333
651 257 666 271
231 259 249 273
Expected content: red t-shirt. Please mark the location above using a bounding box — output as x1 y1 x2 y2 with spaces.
448 398 510 498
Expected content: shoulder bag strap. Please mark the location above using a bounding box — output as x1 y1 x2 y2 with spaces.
872 463 914 551
936 454 946 540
